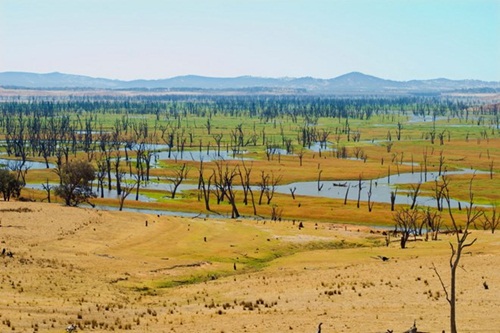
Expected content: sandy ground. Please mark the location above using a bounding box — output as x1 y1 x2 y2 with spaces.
0 201 499 333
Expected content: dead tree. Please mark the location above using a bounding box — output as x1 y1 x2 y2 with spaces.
392 207 420 249
317 170 323 191
396 121 403 141
95 157 107 198
119 179 138 211
432 176 483 333
297 149 305 166
212 133 223 157
257 170 269 205
438 150 446 176
220 163 241 218
433 176 449 212
238 160 256 214
264 171 282 205
356 174 364 209
41 178 53 203
423 208 442 241
169 163 190 199
390 188 397 211
114 152 123 196
367 179 374 212
482 204 500 234
344 184 351 205
197 159 216 212
409 182 422 210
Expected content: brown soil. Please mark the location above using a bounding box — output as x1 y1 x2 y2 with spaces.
0 201 499 332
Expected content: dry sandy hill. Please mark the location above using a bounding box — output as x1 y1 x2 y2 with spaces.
0 201 499 332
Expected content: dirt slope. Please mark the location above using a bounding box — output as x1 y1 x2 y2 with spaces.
0 201 499 332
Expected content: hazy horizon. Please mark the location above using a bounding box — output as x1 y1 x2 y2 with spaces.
1 0 499 82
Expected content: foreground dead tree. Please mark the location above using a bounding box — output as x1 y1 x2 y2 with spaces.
432 176 483 333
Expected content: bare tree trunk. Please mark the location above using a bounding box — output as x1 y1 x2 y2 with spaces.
433 175 483 333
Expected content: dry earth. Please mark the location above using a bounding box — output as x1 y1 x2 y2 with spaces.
0 201 499 333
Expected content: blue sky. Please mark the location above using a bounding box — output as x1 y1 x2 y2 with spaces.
1 0 499 81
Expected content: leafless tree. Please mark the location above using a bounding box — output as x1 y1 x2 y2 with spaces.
197 159 212 211
438 150 446 176
423 208 442 241
344 184 351 205
317 170 323 191
99 133 116 191
41 178 53 203
118 179 138 211
433 176 449 212
237 161 257 215
390 188 397 211
257 170 269 205
114 152 123 196
271 204 283 221
95 157 107 198
432 176 483 333
367 179 374 212
212 133 224 156
392 207 420 249
297 149 305 166
222 164 241 218
238 161 252 206
409 182 422 210
168 163 190 199
396 121 403 141
264 171 282 205
356 174 364 208
481 204 500 234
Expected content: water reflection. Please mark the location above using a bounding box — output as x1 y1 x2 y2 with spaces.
275 168 489 209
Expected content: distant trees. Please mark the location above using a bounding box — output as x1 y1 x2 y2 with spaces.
54 160 96 207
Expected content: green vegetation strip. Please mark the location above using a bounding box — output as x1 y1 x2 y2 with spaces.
152 239 378 289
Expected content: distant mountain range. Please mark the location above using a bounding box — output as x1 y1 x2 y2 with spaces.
1 71 499 94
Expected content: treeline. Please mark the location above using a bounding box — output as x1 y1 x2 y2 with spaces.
0 95 481 120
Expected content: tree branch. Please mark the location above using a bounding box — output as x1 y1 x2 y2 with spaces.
432 263 451 304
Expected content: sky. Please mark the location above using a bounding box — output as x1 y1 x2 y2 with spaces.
1 0 499 81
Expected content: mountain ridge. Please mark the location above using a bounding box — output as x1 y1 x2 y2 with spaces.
1 71 499 94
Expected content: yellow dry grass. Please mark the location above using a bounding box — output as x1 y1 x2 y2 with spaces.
0 201 499 332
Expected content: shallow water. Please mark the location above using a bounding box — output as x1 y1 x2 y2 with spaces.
275 168 489 209
0 158 55 169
